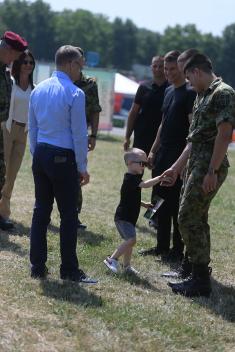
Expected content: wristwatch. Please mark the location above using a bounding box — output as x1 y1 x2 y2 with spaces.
90 134 97 139
207 166 219 176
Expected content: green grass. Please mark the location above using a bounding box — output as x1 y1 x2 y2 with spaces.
0 135 234 352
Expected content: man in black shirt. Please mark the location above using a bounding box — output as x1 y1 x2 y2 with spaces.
124 56 168 155
141 50 196 261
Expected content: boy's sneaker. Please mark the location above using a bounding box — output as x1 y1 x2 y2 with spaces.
123 266 139 275
103 257 119 273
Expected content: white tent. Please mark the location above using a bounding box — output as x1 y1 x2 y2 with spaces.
114 73 139 95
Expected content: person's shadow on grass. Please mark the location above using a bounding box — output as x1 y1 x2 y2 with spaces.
0 231 27 256
8 221 31 237
193 278 235 323
48 223 105 246
105 270 160 292
40 278 103 308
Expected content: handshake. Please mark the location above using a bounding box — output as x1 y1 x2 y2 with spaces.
159 168 178 187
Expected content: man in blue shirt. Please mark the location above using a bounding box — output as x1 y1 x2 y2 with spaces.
29 45 97 283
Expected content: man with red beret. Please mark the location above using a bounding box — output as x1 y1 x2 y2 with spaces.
0 31 28 230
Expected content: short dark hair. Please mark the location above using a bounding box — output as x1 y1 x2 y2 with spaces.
164 50 181 63
76 46 84 57
184 53 213 74
12 50 35 89
55 45 81 66
152 55 164 61
178 48 200 63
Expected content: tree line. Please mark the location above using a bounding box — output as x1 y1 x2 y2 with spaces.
1 0 235 87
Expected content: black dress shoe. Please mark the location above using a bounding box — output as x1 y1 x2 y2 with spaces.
60 269 97 284
31 266 49 279
0 216 14 231
138 246 164 256
77 218 87 230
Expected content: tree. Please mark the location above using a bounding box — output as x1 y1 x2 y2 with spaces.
112 18 137 69
136 29 161 65
220 24 235 87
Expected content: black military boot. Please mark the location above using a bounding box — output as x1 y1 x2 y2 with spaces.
161 253 192 279
168 264 212 297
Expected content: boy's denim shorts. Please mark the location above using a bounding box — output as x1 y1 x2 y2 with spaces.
115 220 136 240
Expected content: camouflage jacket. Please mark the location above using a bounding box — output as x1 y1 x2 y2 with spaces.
0 62 12 123
187 78 235 169
74 72 102 125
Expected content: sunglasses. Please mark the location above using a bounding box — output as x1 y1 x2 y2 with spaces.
132 161 148 167
23 60 34 65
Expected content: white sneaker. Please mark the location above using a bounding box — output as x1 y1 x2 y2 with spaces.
123 266 139 275
103 257 119 273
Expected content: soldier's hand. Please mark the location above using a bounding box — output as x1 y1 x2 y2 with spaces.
123 138 130 151
80 171 90 186
202 174 218 194
88 136 96 151
160 168 178 187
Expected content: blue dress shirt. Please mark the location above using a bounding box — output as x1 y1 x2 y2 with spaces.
28 71 88 172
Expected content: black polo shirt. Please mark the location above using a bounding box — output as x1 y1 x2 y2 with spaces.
133 80 169 154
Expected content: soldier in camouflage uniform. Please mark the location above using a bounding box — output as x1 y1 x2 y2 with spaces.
161 53 235 297
0 31 28 230
74 47 102 229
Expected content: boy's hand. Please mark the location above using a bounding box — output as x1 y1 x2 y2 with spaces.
141 201 153 209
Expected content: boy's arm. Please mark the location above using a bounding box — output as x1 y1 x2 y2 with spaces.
141 201 153 208
139 175 162 189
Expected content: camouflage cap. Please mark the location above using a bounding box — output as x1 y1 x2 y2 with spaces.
2 31 28 52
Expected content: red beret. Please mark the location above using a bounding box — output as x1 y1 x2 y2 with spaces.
2 31 28 52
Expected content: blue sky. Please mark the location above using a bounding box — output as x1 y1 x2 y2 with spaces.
38 0 235 36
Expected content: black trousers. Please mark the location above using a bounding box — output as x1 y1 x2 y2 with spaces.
30 143 79 275
151 146 184 253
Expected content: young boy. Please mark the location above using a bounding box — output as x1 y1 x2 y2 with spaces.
104 148 164 274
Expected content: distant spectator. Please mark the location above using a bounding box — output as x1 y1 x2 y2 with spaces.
0 50 35 221
0 30 28 230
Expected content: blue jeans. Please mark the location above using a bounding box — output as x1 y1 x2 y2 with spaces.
30 143 79 275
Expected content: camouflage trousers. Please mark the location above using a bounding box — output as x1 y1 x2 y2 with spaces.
0 129 6 194
178 162 228 265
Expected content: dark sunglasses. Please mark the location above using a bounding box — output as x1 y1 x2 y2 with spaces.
23 60 34 65
132 161 148 167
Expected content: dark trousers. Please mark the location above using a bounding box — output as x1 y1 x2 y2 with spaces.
30 143 79 275
77 173 83 214
151 146 185 253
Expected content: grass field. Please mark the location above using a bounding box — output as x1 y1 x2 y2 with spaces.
0 135 234 352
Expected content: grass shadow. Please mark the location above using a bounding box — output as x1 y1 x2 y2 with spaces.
98 134 122 143
109 271 160 292
77 230 105 246
0 231 27 256
48 223 105 246
8 221 31 237
136 223 157 237
194 278 235 323
40 278 103 308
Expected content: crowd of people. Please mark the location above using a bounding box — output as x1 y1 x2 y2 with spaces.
0 30 234 297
